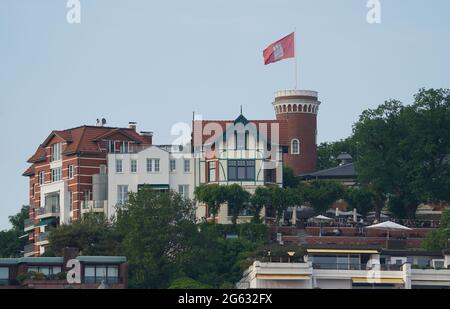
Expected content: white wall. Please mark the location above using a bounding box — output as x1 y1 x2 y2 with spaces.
107 146 194 219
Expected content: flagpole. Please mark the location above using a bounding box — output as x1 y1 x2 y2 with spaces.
294 28 298 89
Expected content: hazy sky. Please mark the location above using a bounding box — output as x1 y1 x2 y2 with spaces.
1 0 449 229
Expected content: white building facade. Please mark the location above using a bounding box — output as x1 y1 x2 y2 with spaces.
106 145 195 219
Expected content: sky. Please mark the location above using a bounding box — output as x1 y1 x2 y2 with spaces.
0 0 449 230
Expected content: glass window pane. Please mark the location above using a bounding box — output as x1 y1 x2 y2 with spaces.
0 268 8 280
85 266 95 277
107 266 118 278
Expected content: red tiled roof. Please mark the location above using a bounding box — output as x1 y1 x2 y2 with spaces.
22 165 35 176
24 125 152 176
27 146 47 163
192 118 289 146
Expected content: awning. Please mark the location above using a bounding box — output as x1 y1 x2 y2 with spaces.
256 274 311 280
35 218 56 227
307 249 379 254
352 277 404 284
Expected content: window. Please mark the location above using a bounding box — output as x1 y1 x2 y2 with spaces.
119 142 129 153
130 159 138 173
154 159 160 172
84 265 119 284
27 266 61 276
107 140 115 153
68 165 74 179
69 192 73 211
39 171 45 185
0 267 9 281
170 159 176 172
291 139 300 155
228 160 255 181
51 143 62 162
45 193 60 212
51 167 62 182
115 159 123 173
146 159 152 173
178 185 189 199
117 185 129 205
184 159 191 173
208 161 217 182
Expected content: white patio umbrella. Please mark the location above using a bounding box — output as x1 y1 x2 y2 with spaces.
366 221 412 248
310 215 333 237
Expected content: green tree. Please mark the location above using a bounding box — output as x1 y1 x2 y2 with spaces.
0 205 29 258
116 189 197 288
345 186 375 216
168 277 211 289
301 180 345 214
249 187 271 223
353 88 450 219
195 184 227 223
283 167 299 188
225 184 250 225
317 138 357 170
47 213 122 256
423 209 450 251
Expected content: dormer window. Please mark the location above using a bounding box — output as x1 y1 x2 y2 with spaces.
51 143 62 162
291 139 300 155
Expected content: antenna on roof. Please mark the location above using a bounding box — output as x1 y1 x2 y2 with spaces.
101 118 107 126
240 105 243 115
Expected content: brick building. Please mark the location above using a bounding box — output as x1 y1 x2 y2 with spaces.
22 123 153 256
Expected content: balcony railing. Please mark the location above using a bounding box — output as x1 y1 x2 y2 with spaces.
24 244 35 257
83 276 121 284
312 263 403 271
24 218 35 231
36 232 50 243
36 206 60 218
81 201 107 214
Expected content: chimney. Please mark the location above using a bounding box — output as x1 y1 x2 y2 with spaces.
140 131 153 145
129 122 137 131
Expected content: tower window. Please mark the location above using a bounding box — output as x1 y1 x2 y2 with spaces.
291 139 300 155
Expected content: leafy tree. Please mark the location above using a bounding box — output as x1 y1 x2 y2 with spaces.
353 88 450 219
194 184 227 223
168 277 211 289
345 186 375 216
0 205 29 258
249 187 271 223
317 138 357 170
47 213 122 256
301 180 345 214
225 184 250 225
283 167 299 188
423 209 450 251
116 189 197 289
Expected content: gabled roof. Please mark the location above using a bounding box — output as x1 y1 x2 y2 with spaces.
22 165 35 177
300 163 357 179
192 117 289 146
27 146 47 163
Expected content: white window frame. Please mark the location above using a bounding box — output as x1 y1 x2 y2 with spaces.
130 159 138 173
69 191 73 211
170 159 176 173
154 159 160 172
291 139 300 155
51 143 62 162
117 185 129 205
68 165 74 179
184 159 191 173
51 167 62 182
116 159 123 173
146 159 153 173
39 171 45 185
178 185 189 199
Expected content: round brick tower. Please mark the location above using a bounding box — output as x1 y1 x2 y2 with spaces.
272 90 321 176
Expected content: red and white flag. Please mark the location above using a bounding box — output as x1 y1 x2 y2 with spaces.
263 32 295 65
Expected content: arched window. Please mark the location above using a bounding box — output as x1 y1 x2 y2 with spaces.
291 139 300 155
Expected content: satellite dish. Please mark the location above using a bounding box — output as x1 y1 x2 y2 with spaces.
101 118 107 126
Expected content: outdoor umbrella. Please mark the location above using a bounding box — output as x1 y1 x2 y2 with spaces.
366 221 412 248
310 215 333 237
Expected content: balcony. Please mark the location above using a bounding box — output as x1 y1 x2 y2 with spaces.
81 200 107 215
24 218 35 232
24 244 35 257
36 231 50 245
36 206 60 220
